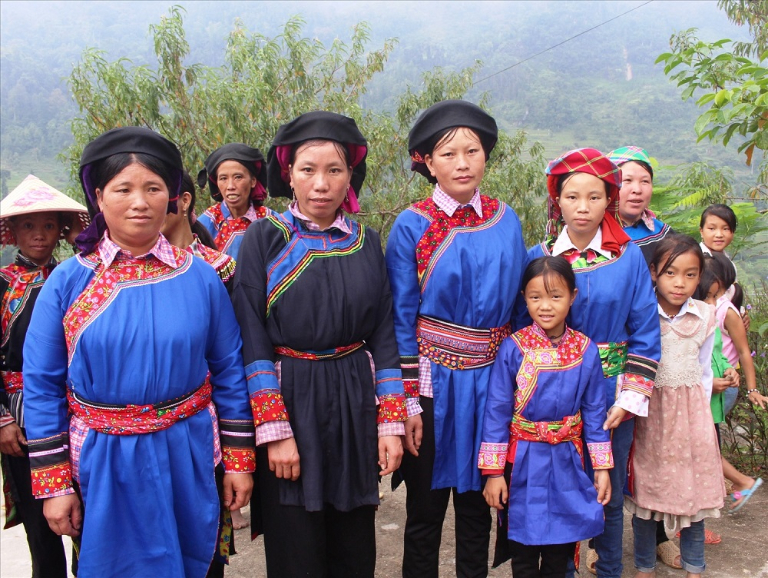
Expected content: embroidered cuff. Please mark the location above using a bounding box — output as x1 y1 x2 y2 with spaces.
616 389 649 417
249 391 289 426
478 441 508 471
219 418 256 473
625 354 658 381
587 441 614 470
222 447 256 473
377 394 407 424
254 420 294 446
29 433 73 498
621 372 655 399
378 421 406 437
400 355 419 398
405 396 423 417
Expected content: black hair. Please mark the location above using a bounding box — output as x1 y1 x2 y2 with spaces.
522 255 577 296
180 171 218 250
700 203 737 232
90 152 176 197
711 251 736 289
696 255 725 301
423 127 486 159
650 234 705 277
731 282 744 310
290 139 351 167
620 159 654 181
556 172 610 198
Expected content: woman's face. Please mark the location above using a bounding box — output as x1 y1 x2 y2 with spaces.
216 160 256 215
10 212 60 265
289 141 351 229
97 162 169 254
618 161 653 225
425 128 485 204
557 172 610 240
700 214 734 253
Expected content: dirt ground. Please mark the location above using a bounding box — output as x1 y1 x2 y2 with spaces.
5 473 766 577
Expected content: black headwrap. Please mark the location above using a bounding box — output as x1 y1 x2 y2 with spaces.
76 126 184 253
408 100 498 184
196 143 268 203
266 111 367 211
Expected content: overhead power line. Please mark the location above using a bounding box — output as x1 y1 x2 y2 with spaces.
473 1 654 86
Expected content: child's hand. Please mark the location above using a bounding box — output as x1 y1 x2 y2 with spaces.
747 389 768 410
724 367 740 388
603 406 627 430
713 377 732 394
482 476 508 510
594 470 611 505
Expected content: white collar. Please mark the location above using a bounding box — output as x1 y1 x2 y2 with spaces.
551 226 612 259
658 297 705 320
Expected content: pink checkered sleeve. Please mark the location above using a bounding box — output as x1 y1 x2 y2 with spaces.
255 420 294 446
378 421 406 437
418 356 434 399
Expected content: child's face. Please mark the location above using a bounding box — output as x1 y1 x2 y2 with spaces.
652 251 701 316
523 274 576 339
700 214 734 253
10 212 60 266
703 281 723 306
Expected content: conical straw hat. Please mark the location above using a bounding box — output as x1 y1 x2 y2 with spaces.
1 174 90 245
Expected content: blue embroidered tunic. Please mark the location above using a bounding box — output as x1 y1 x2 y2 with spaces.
22 234 255 578
386 191 528 492
479 324 612 545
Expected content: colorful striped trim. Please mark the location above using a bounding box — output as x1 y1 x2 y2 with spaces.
375 368 404 397
622 372 655 398
265 215 366 315
625 353 659 381
28 432 72 497
417 315 511 370
633 224 672 247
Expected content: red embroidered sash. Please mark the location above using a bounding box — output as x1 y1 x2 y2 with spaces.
417 315 511 370
1 371 23 394
507 412 584 464
67 378 212 435
274 341 364 360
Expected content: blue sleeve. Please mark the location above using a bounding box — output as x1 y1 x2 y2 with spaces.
197 209 217 239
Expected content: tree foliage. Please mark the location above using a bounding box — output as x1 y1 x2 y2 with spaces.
65 5 547 246
656 0 768 188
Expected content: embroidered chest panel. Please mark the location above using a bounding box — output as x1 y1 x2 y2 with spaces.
511 326 589 413
264 215 366 315
1 264 51 346
411 196 502 287
63 249 192 365
207 204 268 252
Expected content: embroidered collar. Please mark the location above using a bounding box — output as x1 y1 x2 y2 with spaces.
551 226 613 259
529 321 569 345
288 201 353 234
432 184 483 218
98 231 182 269
220 201 260 223
14 252 57 270
658 297 704 320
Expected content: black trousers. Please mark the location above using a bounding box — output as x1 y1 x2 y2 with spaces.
256 448 376 577
4 446 67 578
401 397 491 578
508 540 576 578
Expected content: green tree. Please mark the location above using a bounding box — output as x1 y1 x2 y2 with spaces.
656 0 768 189
65 6 547 245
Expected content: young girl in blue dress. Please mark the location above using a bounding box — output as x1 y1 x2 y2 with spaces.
481 255 612 578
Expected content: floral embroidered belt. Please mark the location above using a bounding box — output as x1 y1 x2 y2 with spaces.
507 412 584 465
1 371 23 394
417 315 511 370
67 378 212 435
597 341 628 378
274 341 365 361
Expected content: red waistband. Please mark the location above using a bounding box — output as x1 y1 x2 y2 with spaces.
274 341 364 360
67 378 212 435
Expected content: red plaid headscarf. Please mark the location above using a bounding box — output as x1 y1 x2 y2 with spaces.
545 148 629 254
